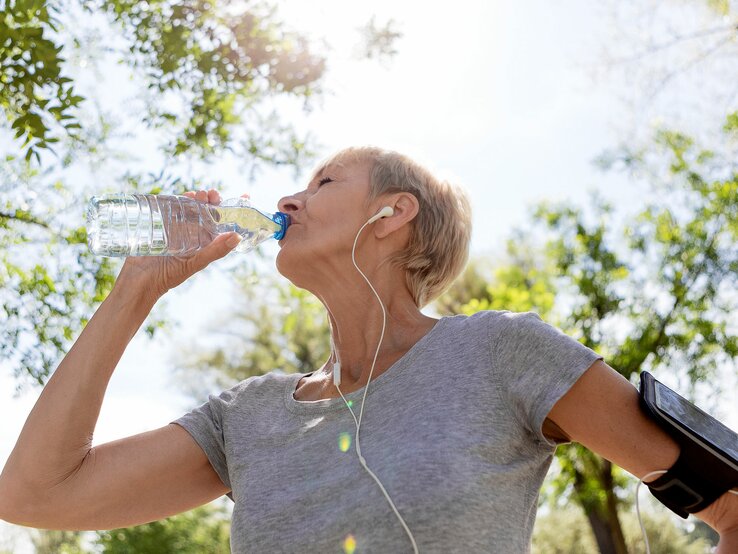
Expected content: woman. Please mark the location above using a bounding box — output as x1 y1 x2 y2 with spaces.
0 147 736 552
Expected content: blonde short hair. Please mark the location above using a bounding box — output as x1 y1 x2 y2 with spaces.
314 146 472 308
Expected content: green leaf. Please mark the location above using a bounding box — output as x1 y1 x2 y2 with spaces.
724 112 738 134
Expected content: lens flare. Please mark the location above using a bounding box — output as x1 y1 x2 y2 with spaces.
338 432 352 452
343 534 357 554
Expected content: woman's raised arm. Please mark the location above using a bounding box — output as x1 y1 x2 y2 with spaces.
0 189 238 529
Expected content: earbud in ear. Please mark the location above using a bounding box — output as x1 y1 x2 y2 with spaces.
367 206 394 224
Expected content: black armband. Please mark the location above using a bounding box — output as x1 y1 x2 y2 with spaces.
639 371 738 519
646 443 733 519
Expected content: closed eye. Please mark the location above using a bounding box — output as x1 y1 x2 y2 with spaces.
318 177 334 186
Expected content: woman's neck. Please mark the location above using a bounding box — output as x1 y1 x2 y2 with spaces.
318 291 436 390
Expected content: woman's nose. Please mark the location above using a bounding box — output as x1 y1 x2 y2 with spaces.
278 193 303 215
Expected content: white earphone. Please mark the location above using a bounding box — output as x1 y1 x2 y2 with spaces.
366 206 394 224
331 203 420 553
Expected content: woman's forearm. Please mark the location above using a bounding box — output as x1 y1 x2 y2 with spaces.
717 527 738 554
0 275 156 501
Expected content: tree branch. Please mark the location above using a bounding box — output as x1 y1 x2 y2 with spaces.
621 227 722 374
606 21 738 66
0 211 51 229
645 34 737 102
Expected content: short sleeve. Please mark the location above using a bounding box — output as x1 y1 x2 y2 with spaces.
492 311 603 445
171 384 242 499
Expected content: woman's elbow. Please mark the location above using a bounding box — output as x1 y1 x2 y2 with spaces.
0 477 55 529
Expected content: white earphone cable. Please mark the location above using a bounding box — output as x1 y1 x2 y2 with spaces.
636 470 667 554
333 215 420 554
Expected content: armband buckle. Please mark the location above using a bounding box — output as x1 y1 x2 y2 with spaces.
646 447 728 519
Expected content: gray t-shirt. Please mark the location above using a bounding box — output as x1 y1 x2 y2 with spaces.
172 310 602 553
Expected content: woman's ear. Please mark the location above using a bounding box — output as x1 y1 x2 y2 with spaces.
374 193 419 239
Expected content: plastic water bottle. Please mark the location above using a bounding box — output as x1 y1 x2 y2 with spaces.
86 193 290 257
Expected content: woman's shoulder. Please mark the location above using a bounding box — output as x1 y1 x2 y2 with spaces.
441 309 544 333
208 370 295 404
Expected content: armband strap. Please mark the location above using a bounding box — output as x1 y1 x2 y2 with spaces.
647 445 728 519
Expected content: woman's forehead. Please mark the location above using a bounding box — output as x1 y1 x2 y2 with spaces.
310 154 370 180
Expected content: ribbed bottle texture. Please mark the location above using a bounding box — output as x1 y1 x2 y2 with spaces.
86 193 289 257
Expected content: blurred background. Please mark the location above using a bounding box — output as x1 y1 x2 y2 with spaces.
1 0 737 552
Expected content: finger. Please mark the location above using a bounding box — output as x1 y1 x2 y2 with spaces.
183 191 196 199
195 189 208 203
240 192 250 199
188 232 240 272
207 189 221 205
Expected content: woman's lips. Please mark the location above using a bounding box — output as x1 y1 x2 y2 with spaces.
278 222 298 246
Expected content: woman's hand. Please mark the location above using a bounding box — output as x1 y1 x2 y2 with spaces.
695 490 738 553
116 189 241 303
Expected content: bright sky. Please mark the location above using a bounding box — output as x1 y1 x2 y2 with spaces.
1 1 735 551
221 0 631 254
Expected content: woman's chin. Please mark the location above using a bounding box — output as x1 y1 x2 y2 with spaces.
274 248 289 275
275 246 327 292
275 247 303 282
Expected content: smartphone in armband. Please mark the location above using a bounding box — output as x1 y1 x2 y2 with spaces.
639 371 738 517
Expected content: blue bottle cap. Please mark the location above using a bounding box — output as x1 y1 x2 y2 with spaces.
273 212 290 240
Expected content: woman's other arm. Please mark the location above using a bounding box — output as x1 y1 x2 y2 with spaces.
547 360 738 552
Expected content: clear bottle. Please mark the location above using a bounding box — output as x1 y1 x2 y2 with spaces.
86 193 290 257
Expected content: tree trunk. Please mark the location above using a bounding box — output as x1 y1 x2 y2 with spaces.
583 508 623 554
573 459 629 554
602 460 628 554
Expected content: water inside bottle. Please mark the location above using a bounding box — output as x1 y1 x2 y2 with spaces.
210 205 282 253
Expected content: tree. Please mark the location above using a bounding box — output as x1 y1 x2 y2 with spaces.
30 529 86 554
439 115 737 553
532 502 713 554
93 501 230 553
594 0 738 144
1 0 326 163
355 15 403 64
0 0 327 390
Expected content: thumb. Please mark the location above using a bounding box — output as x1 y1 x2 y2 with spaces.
190 232 241 271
